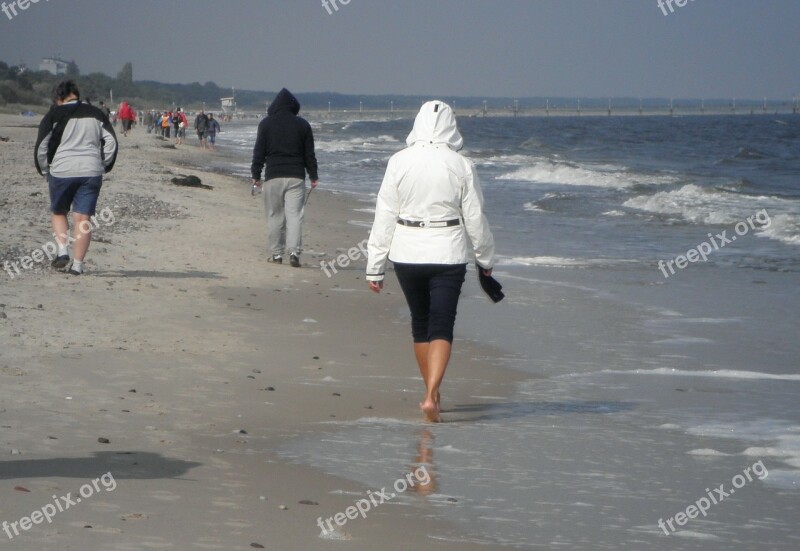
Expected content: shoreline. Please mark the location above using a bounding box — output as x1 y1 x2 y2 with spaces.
0 115 530 549
4 103 798 122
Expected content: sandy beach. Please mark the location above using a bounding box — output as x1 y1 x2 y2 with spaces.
0 115 526 550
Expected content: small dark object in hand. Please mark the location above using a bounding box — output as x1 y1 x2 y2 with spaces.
477 263 505 303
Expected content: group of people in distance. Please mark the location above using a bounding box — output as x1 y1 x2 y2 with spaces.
143 108 221 149
92 101 220 150
34 81 497 423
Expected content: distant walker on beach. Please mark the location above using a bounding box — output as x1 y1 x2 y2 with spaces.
251 88 319 268
366 101 496 422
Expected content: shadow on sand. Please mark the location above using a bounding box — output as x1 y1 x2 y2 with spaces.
0 451 201 481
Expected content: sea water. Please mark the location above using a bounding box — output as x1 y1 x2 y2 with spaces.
220 114 800 549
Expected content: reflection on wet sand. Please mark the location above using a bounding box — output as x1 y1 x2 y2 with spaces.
409 428 437 496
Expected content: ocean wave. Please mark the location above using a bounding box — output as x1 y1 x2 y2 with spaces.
758 213 800 245
522 202 546 212
717 147 774 164
523 191 578 212
685 419 800 490
476 154 543 167
316 135 401 153
496 159 676 188
594 368 800 381
623 184 800 245
497 256 636 268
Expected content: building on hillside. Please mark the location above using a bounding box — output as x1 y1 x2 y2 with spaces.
39 58 69 76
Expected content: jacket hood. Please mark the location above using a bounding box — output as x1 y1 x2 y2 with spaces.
268 88 300 116
406 100 463 151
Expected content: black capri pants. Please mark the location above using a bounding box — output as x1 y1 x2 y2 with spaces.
393 263 467 343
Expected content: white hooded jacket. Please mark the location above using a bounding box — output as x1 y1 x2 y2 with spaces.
366 101 495 281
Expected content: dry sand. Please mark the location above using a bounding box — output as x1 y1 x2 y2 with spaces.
0 114 525 549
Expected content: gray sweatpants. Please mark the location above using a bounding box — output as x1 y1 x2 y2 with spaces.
264 177 306 256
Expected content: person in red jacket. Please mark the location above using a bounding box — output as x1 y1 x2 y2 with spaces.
173 108 189 145
118 101 136 137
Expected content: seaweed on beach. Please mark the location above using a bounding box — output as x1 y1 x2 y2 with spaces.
170 175 213 190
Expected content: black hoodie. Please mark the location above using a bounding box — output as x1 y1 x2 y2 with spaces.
251 88 318 182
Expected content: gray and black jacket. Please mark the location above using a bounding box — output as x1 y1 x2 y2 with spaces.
34 101 118 178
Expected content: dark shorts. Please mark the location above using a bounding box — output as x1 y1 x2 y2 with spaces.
207 133 216 144
393 263 467 343
122 120 132 131
48 174 103 215
197 130 206 139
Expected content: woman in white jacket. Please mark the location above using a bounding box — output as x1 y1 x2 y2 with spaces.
366 101 495 422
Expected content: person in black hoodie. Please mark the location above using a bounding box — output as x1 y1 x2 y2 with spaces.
251 88 319 267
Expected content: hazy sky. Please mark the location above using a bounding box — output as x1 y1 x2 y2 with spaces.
0 0 798 99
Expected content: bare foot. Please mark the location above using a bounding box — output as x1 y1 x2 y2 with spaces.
420 398 441 423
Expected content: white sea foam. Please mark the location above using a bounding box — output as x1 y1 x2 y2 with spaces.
522 202 546 212
671 531 722 541
436 445 476 454
685 419 800 489
498 256 637 268
647 317 743 325
320 417 420 427
316 135 400 153
687 448 730 456
477 154 542 167
497 160 676 188
758 213 800 245
594 368 800 381
652 336 714 345
623 184 800 245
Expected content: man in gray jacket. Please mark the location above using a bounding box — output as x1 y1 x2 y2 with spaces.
34 80 117 275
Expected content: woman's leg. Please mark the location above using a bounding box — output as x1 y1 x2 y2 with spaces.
396 264 466 422
421 264 467 420
419 340 451 421
395 264 435 417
